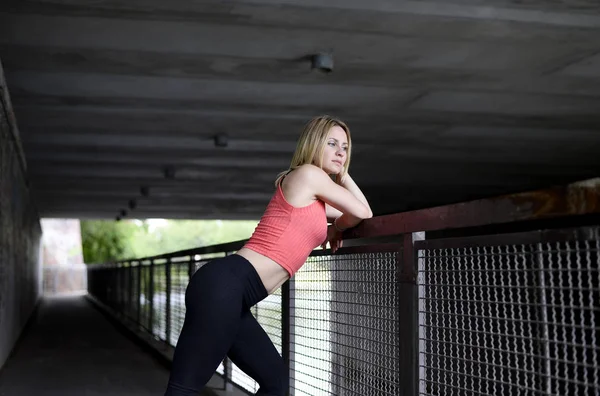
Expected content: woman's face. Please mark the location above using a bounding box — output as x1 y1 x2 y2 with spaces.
320 125 348 175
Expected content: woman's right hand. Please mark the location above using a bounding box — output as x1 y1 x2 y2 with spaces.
335 167 347 185
321 224 343 254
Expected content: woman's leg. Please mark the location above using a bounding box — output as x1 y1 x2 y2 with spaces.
164 261 244 396
227 310 289 396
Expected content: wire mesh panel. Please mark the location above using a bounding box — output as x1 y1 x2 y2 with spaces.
139 264 152 332
124 263 134 320
105 269 115 309
129 262 140 323
417 229 600 396
538 239 599 395
169 260 191 346
290 250 400 396
118 263 128 313
87 268 102 303
153 262 167 341
290 254 335 396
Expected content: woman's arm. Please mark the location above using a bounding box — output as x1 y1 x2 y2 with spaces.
326 174 372 225
297 165 372 226
340 174 372 217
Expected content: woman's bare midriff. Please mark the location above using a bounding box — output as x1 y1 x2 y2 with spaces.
235 247 290 294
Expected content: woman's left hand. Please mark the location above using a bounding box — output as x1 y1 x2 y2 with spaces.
321 224 344 253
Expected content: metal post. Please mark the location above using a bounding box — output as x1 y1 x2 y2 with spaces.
127 261 133 320
222 251 233 392
398 232 425 396
137 261 142 327
149 259 155 335
536 243 553 395
165 258 172 345
282 278 295 396
110 266 115 309
118 262 123 315
121 262 126 315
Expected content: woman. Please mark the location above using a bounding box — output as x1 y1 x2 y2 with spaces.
165 115 373 396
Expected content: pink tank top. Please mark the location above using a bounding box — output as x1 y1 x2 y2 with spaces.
242 183 327 276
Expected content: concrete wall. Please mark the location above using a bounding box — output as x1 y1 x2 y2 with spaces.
0 60 42 371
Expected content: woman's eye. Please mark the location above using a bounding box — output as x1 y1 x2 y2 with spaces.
328 142 336 147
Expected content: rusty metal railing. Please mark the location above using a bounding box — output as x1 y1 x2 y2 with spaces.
88 178 600 396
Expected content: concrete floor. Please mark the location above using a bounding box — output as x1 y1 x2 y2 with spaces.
0 295 171 396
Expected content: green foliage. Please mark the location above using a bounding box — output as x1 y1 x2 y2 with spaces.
80 220 137 264
80 219 258 264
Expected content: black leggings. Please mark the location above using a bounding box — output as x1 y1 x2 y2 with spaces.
164 254 288 396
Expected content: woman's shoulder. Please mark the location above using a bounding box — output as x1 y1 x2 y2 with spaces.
280 164 329 200
289 164 327 181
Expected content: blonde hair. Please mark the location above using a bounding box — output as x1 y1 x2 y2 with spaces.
275 115 351 187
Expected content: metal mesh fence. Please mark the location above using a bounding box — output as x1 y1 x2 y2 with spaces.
170 259 191 346
417 230 600 396
128 261 140 324
291 250 400 396
87 225 600 396
139 263 152 332
153 261 167 341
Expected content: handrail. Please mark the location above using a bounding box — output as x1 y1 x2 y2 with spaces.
346 177 600 239
92 177 600 266
121 239 247 263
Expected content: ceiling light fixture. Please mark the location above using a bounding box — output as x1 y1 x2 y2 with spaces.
311 52 334 73
214 133 229 148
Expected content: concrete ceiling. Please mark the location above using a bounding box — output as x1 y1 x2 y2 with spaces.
1 0 599 220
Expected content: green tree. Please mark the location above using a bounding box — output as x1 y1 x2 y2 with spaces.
128 219 258 257
81 219 259 263
80 220 137 264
